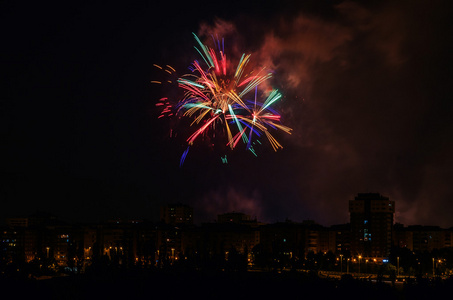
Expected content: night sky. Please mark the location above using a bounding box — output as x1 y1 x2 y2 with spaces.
2 1 452 227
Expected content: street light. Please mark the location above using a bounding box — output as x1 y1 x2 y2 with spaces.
358 255 362 275
397 257 400 278
365 259 368 274
433 258 435 277
340 254 343 273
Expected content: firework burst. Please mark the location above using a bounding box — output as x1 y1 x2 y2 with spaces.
153 33 292 165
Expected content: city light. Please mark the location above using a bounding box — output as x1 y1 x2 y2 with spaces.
1 197 452 283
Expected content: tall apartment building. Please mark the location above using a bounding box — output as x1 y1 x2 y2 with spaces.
349 193 395 259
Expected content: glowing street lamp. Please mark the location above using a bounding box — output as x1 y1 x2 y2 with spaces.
433 258 435 277
358 255 362 274
397 257 400 277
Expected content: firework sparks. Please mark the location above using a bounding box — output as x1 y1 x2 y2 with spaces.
154 33 292 165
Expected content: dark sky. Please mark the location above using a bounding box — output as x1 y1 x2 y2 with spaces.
1 0 452 227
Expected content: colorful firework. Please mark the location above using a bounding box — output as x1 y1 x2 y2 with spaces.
153 33 292 165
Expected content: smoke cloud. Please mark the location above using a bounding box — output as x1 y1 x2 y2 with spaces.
194 187 265 223
193 1 452 227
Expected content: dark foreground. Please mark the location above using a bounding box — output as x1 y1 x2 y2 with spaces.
1 270 452 300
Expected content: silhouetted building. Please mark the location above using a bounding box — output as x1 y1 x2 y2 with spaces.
5 217 28 228
82 225 97 262
181 221 259 269
135 222 158 266
329 223 351 255
218 212 251 224
302 220 336 254
156 223 182 266
28 211 59 227
0 227 21 265
217 212 264 228
394 225 452 252
349 193 395 259
259 220 312 262
160 204 193 226
393 223 413 249
98 221 137 267
3 199 453 274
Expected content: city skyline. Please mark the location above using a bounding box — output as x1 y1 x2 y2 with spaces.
2 193 453 231
2 195 453 274
2 1 453 229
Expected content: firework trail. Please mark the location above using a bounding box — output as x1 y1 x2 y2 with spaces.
153 33 292 165
152 64 178 119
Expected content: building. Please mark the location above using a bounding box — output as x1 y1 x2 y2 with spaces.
349 193 395 259
217 212 264 228
5 217 28 228
301 220 336 255
135 222 158 266
218 212 251 224
393 224 453 253
98 221 137 267
393 223 413 249
0 227 20 265
180 220 260 269
160 204 193 226
329 223 351 255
